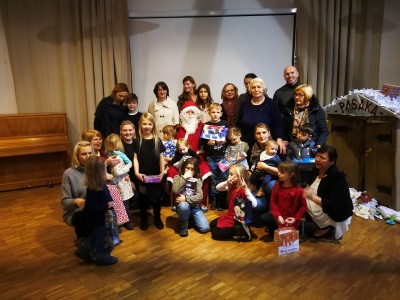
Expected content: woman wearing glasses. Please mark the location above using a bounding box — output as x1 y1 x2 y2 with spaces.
282 84 328 149
220 83 241 128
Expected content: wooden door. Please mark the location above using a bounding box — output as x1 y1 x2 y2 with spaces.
364 117 399 209
326 115 366 190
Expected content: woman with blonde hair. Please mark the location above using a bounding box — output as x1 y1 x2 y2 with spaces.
133 112 165 230
282 84 328 148
61 141 94 243
236 78 284 153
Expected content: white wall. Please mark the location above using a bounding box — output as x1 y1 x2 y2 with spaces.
128 0 296 112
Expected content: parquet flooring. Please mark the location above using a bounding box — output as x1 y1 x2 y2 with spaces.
0 186 400 299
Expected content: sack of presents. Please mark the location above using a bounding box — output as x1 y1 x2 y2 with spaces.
273 227 299 255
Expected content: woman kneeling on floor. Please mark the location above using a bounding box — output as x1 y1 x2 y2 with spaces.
303 145 353 240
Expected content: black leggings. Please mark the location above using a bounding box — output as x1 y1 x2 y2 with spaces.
139 183 162 218
71 210 92 239
209 218 237 240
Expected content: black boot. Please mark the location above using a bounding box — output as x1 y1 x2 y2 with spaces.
153 199 164 230
140 209 148 231
154 215 164 229
179 220 189 237
74 245 94 263
210 196 217 210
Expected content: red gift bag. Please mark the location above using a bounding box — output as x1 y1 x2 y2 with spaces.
273 227 300 255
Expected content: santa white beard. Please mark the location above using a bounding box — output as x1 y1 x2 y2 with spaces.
180 114 200 135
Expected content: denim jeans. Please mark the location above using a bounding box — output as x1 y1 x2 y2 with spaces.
177 202 210 233
252 180 277 217
207 156 224 197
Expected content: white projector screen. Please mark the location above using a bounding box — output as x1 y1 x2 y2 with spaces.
129 12 295 112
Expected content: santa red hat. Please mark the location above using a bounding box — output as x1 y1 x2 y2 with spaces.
181 101 200 114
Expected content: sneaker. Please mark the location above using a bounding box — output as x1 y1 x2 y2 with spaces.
123 221 134 230
201 206 208 213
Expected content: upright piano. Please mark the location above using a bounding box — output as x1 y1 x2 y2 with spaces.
0 113 70 191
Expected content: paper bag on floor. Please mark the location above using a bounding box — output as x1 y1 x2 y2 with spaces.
273 227 299 255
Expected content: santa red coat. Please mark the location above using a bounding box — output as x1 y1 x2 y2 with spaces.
167 122 211 205
175 122 203 152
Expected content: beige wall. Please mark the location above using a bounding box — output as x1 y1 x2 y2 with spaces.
379 0 400 88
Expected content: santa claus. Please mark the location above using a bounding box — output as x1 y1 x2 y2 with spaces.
167 101 211 210
175 101 203 152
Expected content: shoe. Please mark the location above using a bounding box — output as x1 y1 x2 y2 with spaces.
117 226 122 233
179 220 189 237
140 214 148 231
172 205 176 212
201 206 208 213
154 217 164 230
74 246 94 263
140 221 148 231
210 197 217 210
241 223 252 241
123 221 134 230
265 227 275 239
74 237 85 247
235 224 252 241
312 227 332 239
95 256 118 266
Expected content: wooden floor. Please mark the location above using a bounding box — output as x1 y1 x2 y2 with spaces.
1 186 400 300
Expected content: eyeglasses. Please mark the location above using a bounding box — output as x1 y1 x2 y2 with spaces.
294 93 305 98
225 89 235 93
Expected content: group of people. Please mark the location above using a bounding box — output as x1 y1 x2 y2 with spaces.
62 66 354 265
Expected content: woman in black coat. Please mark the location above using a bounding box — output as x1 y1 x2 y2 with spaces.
303 145 353 240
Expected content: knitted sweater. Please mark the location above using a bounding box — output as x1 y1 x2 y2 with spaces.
61 166 86 226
